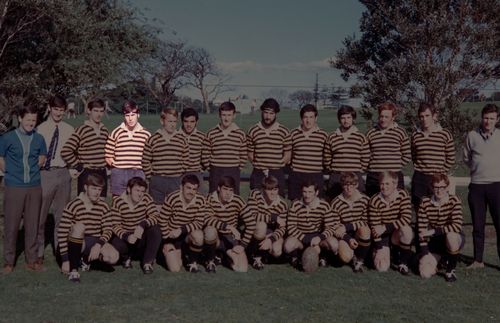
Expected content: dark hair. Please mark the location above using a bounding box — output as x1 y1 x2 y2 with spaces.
262 176 279 190
182 174 200 187
218 176 235 189
18 104 39 119
300 104 318 118
337 105 356 121
340 172 358 186
377 102 398 116
122 100 139 114
430 173 450 188
48 95 67 110
127 177 148 190
378 171 398 183
84 173 105 187
88 98 105 111
260 98 280 113
418 102 437 116
481 104 499 117
219 101 236 113
181 108 199 121
301 178 319 191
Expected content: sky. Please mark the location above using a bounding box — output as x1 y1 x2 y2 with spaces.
129 0 365 101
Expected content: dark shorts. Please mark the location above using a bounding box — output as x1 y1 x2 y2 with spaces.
149 175 182 204
411 170 433 208
82 236 105 257
427 232 465 254
217 233 239 252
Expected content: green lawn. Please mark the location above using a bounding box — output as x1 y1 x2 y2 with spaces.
1 103 500 322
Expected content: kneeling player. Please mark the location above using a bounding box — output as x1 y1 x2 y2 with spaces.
204 176 253 272
368 171 413 275
58 173 119 282
331 172 371 272
283 180 336 271
159 174 206 273
418 174 464 282
244 176 288 270
110 177 162 274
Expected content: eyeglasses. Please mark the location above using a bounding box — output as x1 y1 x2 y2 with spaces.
342 182 357 187
433 186 447 191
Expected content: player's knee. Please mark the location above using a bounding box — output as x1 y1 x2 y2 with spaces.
230 252 248 272
326 237 339 254
399 226 414 245
101 244 119 264
357 226 371 240
253 222 268 240
204 226 218 245
284 237 299 254
338 240 354 264
446 233 462 254
271 241 283 257
189 230 204 247
70 222 85 238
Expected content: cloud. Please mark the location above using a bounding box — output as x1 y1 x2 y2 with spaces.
219 58 333 73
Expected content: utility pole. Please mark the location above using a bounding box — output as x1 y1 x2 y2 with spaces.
313 73 319 107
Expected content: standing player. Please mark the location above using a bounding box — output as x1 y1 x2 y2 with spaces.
105 100 150 196
61 98 109 196
368 171 413 275
365 102 411 196
411 103 455 209
243 175 288 270
247 98 291 196
463 103 500 269
110 177 162 274
204 176 253 272
418 174 463 282
330 172 371 272
203 102 247 195
179 108 206 193
0 104 46 273
284 180 337 270
58 173 119 282
159 174 206 272
288 104 329 201
142 108 189 204
37 95 74 264
324 106 369 199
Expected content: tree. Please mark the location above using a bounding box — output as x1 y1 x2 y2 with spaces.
134 39 191 108
186 47 230 113
289 90 313 108
0 0 156 129
333 0 499 137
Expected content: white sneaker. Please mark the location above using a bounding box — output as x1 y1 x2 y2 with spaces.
68 271 80 283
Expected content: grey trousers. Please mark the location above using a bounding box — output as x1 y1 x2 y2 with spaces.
3 186 42 265
37 168 72 258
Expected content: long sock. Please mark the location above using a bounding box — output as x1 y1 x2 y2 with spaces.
68 237 83 271
186 245 203 264
355 238 371 262
446 253 458 272
399 244 412 265
204 243 217 262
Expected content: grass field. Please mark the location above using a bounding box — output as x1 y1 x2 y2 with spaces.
1 104 500 322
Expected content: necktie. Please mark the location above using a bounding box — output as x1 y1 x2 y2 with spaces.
44 125 59 170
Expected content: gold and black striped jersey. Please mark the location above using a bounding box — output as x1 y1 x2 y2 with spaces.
159 190 206 239
290 126 328 173
411 127 455 174
324 126 370 172
57 193 112 259
61 122 109 169
142 130 189 178
418 195 462 247
247 122 291 169
368 189 412 241
180 128 205 172
330 193 369 239
111 192 159 239
202 124 247 169
366 124 411 172
287 198 335 240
